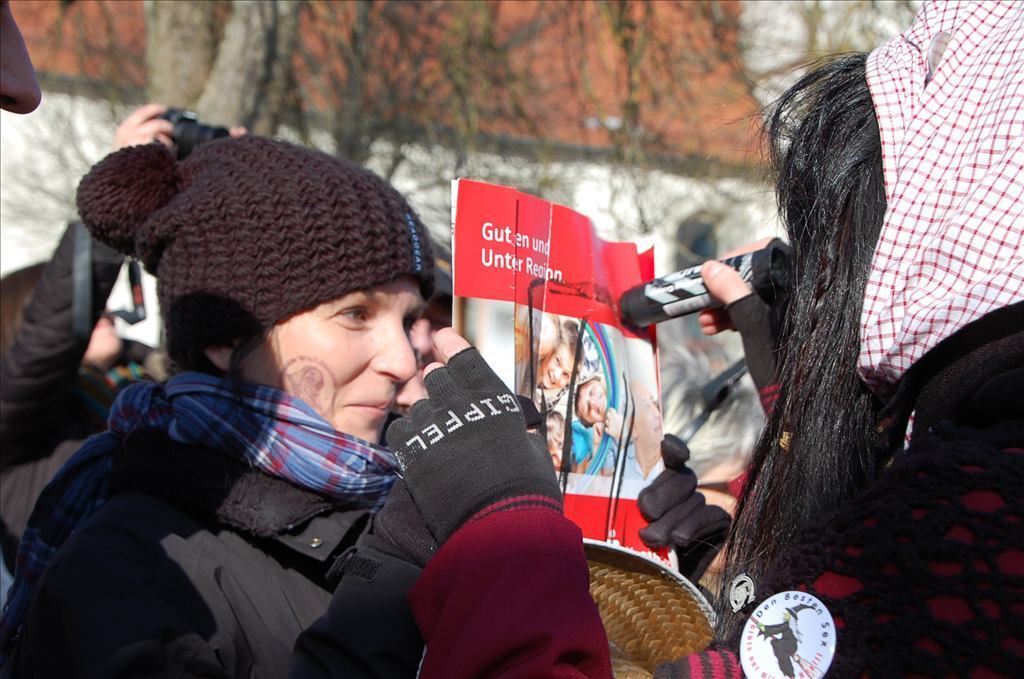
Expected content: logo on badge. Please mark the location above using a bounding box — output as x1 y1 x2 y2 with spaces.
728 573 756 613
740 591 835 679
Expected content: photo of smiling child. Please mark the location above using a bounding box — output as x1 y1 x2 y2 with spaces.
522 312 581 410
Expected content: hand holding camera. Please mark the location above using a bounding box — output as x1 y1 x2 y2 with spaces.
113 103 176 151
620 237 790 328
699 238 791 395
112 103 246 159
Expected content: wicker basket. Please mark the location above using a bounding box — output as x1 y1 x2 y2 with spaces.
585 540 715 676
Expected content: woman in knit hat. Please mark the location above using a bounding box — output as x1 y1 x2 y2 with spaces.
1 135 435 677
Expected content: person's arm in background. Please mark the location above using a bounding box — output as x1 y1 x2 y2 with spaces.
0 105 173 468
0 224 124 467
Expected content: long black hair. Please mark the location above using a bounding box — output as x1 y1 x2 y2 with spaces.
715 53 888 638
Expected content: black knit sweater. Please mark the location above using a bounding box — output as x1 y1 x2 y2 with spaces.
656 303 1024 678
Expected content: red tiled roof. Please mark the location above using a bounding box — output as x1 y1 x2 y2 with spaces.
15 1 147 89
13 0 760 169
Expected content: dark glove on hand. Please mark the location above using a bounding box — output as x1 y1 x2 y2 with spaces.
375 347 562 567
723 294 779 395
637 435 731 582
360 481 439 567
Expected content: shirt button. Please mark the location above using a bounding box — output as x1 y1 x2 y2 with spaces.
309 537 323 548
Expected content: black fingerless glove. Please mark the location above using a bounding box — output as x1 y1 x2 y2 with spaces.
723 238 789 397
375 347 562 565
360 481 440 567
723 294 778 395
637 435 731 582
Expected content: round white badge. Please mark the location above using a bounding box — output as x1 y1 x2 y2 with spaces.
740 591 836 679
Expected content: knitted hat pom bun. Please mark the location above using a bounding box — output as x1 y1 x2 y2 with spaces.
76 143 181 268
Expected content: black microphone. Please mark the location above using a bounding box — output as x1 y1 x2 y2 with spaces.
620 238 791 327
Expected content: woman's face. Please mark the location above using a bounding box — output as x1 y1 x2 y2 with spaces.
539 343 573 391
240 278 424 442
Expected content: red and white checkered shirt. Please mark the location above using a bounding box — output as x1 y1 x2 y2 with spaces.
861 0 1024 394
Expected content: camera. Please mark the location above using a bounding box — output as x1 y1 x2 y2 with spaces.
160 108 230 160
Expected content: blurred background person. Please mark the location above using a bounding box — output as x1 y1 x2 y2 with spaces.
0 0 40 115
657 338 763 514
0 236 155 569
394 255 453 414
0 0 43 611
0 105 183 610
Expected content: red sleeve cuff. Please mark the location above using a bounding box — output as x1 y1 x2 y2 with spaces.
410 505 613 679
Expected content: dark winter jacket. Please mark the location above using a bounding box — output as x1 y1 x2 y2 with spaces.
1 223 123 467
3 429 424 678
0 223 151 567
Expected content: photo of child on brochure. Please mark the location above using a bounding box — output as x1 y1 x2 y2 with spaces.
516 308 664 495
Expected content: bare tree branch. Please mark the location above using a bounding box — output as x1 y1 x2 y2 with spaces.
145 1 222 107
196 0 300 133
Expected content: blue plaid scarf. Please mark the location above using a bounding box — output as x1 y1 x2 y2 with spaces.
0 372 399 658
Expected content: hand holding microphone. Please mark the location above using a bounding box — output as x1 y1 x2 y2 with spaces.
622 237 790 396
619 237 790 328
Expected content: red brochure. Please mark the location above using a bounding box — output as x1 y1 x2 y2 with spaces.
452 179 668 560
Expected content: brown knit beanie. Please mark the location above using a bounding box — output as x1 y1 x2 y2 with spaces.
76 136 434 372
